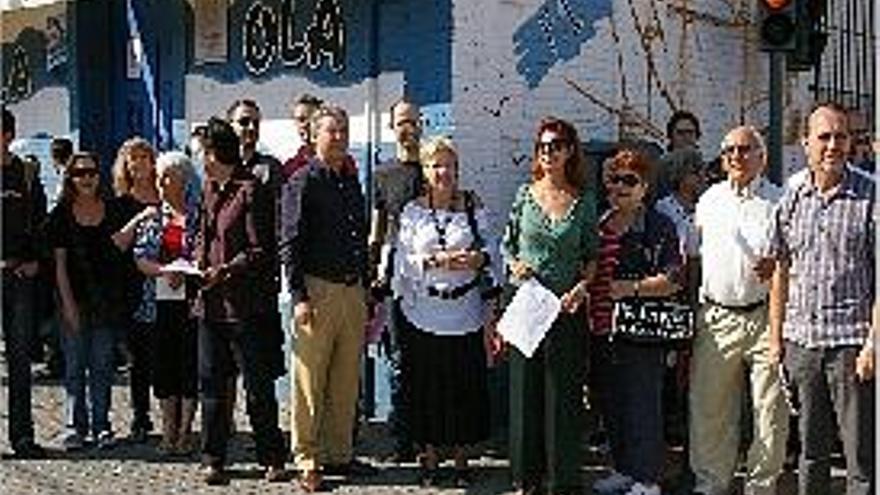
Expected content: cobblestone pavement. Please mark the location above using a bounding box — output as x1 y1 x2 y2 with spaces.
1 360 840 494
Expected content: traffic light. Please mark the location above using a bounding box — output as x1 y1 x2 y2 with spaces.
787 0 828 71
759 0 797 52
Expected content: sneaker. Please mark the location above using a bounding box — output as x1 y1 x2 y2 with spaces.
623 482 661 495
61 433 85 452
96 431 116 450
594 471 634 494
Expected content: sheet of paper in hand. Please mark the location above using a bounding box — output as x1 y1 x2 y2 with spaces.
159 258 203 277
611 298 694 345
496 278 561 358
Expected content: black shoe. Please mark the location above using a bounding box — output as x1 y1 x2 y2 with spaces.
128 425 150 444
324 459 378 477
4 441 47 459
418 466 438 487
454 468 474 488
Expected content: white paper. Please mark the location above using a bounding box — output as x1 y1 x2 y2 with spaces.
159 258 203 277
155 276 185 301
496 278 561 358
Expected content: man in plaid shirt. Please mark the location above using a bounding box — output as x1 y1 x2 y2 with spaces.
769 103 876 495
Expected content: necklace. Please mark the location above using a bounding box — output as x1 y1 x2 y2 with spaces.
428 190 455 249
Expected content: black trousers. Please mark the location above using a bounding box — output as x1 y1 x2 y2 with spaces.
2 273 36 449
128 320 154 430
199 318 285 468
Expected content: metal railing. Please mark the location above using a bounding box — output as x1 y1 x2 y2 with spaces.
810 0 875 132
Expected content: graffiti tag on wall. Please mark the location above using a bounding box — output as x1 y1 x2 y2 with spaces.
243 0 345 76
3 45 33 103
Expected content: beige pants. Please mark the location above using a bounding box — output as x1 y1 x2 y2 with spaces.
291 275 366 471
689 304 789 495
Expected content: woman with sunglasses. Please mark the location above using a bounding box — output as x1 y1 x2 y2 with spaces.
503 117 598 495
131 151 201 455
587 150 683 495
48 152 151 451
393 136 501 487
112 137 162 443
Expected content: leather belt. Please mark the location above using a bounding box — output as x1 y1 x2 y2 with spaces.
427 277 480 300
705 297 767 313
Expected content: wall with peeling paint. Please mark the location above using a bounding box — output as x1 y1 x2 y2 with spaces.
450 0 813 228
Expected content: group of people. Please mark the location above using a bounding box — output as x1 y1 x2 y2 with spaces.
1 97 875 495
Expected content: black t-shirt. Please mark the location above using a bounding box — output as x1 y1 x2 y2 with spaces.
48 197 130 327
115 194 157 316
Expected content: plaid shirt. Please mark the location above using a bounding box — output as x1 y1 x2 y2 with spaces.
770 168 876 348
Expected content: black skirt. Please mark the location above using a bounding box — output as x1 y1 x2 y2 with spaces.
152 300 198 399
400 314 489 448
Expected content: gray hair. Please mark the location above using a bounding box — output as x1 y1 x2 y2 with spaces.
309 104 348 140
721 125 767 160
662 148 704 190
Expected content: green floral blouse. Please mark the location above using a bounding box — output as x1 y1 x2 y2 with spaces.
502 184 598 296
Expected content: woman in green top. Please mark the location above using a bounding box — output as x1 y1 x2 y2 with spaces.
502 117 598 494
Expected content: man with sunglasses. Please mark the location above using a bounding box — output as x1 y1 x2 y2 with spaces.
769 103 875 495
226 99 287 452
1 108 48 459
690 125 788 495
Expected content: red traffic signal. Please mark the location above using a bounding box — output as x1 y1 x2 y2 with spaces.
760 0 797 51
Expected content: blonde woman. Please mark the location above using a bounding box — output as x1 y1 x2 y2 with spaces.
393 136 501 487
112 136 161 442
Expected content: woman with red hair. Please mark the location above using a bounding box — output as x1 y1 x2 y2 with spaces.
502 117 598 494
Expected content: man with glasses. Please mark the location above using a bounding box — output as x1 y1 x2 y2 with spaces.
1 108 47 459
689 125 788 495
769 103 876 495
369 97 423 463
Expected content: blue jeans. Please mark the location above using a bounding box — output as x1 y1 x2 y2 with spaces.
605 340 666 484
62 324 115 437
1 273 36 449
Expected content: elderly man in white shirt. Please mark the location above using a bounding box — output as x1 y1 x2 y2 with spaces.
689 126 789 495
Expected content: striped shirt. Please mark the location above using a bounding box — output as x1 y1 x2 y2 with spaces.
770 167 876 348
587 220 623 335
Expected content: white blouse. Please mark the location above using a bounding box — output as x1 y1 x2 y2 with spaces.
392 200 501 336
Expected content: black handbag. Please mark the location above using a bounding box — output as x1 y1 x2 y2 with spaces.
611 297 694 346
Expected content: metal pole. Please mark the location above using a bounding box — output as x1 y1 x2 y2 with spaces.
768 51 785 185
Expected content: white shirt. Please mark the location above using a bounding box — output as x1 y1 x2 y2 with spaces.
655 194 699 258
695 176 783 306
393 200 501 336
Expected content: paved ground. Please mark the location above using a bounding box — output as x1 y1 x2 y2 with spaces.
1 360 845 494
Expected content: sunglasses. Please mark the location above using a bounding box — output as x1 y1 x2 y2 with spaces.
607 173 641 187
236 116 258 128
721 143 754 157
69 168 99 179
537 139 569 155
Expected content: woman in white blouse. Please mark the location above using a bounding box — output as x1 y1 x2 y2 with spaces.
393 136 501 487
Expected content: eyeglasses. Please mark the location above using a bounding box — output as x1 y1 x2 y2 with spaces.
69 168 99 179
236 116 258 128
607 173 641 187
721 144 754 157
537 140 569 155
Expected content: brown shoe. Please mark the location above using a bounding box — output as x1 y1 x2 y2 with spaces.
203 465 229 486
297 469 324 492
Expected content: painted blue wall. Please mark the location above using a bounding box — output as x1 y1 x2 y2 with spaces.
192 0 452 108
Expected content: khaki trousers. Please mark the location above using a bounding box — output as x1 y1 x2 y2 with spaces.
291 276 366 471
689 304 789 495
